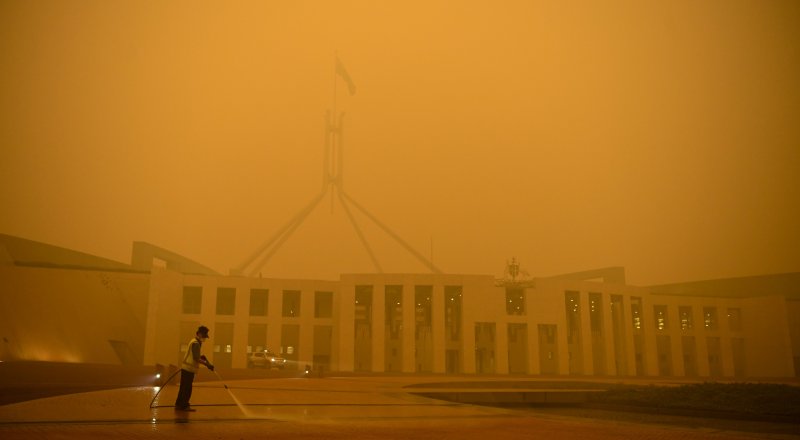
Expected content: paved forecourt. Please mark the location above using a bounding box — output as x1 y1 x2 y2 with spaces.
0 376 793 440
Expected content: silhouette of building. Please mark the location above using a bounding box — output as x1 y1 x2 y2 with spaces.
1 233 798 378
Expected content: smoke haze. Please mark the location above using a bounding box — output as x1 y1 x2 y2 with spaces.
1 0 798 284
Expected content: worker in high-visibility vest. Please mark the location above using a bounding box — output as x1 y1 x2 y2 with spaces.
175 325 214 411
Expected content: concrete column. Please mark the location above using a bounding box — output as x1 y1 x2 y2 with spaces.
528 321 541 375
463 320 476 374
641 296 659 376
696 336 710 377
496 323 509 374
402 282 415 373
299 288 315 369
337 281 355 372
694 305 710 376
432 284 445 373
372 283 385 372
557 309 570 376
601 293 616 376
667 304 685 376
266 283 282 354
622 295 637 376
719 313 735 377
580 291 594 375
203 278 219 364
232 282 249 368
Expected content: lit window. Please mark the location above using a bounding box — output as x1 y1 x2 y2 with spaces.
506 288 525 315
679 306 693 330
631 297 643 330
654 305 668 331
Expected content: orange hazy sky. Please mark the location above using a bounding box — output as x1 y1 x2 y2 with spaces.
1 0 798 285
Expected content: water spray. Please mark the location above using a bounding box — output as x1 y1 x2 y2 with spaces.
148 363 250 416
213 369 252 416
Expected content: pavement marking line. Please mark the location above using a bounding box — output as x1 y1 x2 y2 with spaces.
152 402 466 408
0 417 285 426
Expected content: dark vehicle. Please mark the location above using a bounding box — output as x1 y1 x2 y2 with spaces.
247 349 287 369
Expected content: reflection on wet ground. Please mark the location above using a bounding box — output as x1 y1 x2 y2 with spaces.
1 376 798 439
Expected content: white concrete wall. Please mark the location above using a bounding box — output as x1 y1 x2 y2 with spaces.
741 295 795 377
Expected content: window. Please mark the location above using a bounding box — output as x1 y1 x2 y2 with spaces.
315 291 333 318
216 288 236 315
565 291 581 343
589 293 602 333
182 286 202 314
728 308 742 331
703 307 717 330
385 286 403 340
445 286 463 341
249 289 268 316
506 287 525 315
355 285 373 324
248 323 267 355
654 305 668 331
414 286 433 328
631 297 643 330
282 290 301 317
679 306 693 330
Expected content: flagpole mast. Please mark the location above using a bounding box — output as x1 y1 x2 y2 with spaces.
330 52 338 213
333 51 338 119
240 56 444 277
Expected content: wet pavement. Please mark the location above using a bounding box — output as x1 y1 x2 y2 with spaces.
0 375 797 439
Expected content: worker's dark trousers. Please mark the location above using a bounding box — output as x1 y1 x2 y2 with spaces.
175 369 195 409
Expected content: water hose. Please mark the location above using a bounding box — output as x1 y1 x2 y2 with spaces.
148 368 181 409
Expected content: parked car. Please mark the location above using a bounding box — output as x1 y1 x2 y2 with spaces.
247 349 287 369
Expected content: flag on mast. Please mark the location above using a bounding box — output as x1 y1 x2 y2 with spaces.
335 56 357 96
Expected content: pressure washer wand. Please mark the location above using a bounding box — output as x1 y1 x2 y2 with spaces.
212 369 229 389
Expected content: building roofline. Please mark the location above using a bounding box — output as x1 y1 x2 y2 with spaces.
648 272 800 299
0 233 133 272
130 241 221 276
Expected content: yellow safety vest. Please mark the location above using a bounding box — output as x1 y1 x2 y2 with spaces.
181 338 201 373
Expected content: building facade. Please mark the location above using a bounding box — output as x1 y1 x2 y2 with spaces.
141 268 797 378
2 234 798 378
